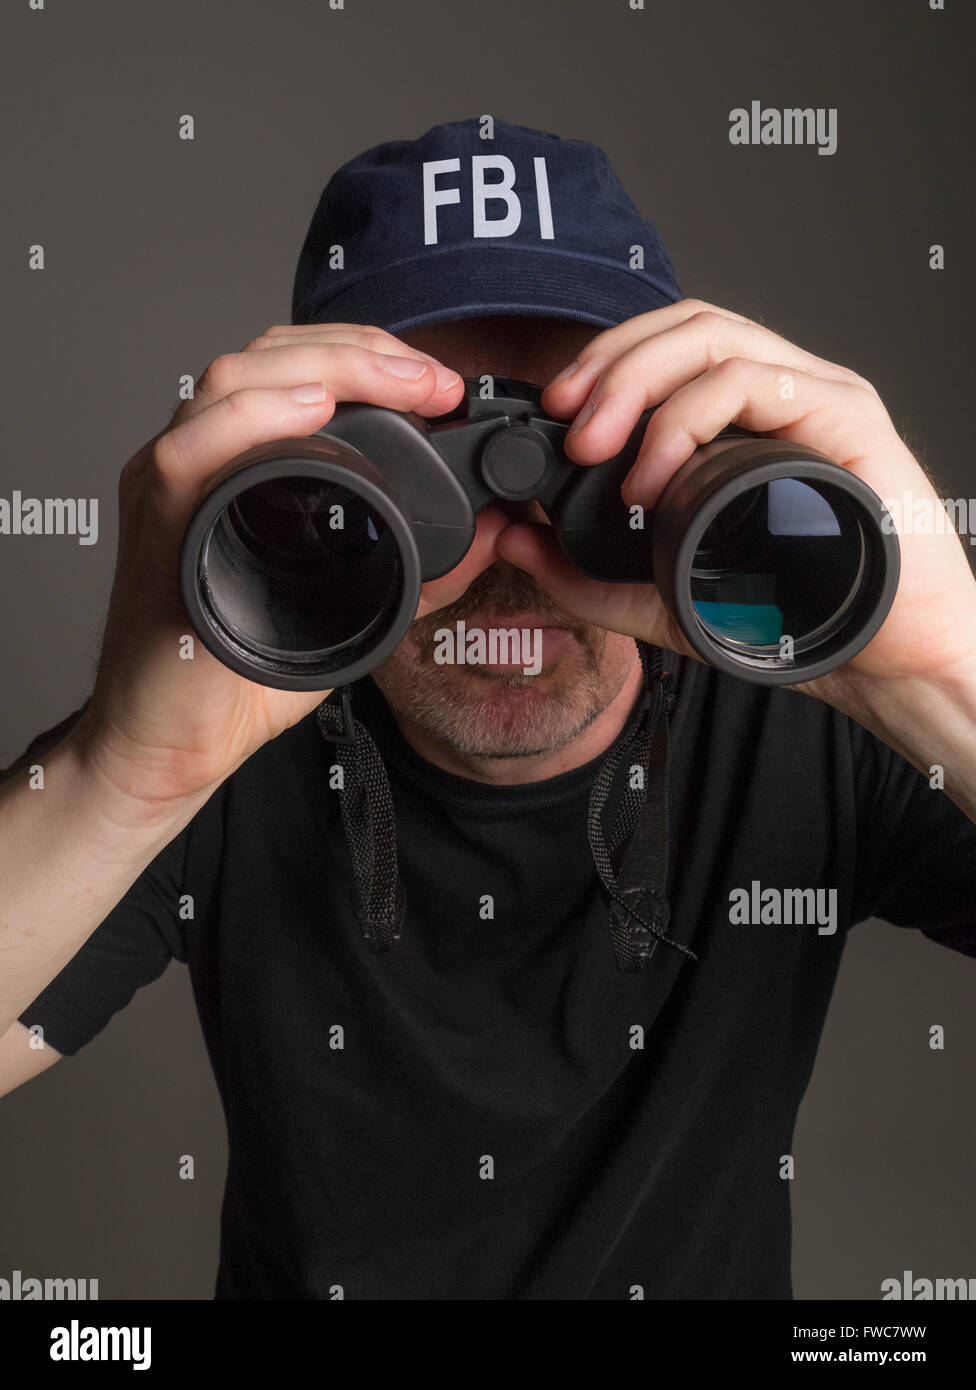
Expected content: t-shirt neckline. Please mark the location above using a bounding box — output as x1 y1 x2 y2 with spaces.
348 677 645 813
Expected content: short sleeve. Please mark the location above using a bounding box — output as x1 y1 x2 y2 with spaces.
4 704 190 1056
17 827 189 1057
849 718 976 958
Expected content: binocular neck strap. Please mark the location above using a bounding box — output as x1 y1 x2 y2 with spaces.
586 643 697 973
316 641 694 974
315 690 405 953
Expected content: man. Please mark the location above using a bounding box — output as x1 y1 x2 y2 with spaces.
1 118 975 1299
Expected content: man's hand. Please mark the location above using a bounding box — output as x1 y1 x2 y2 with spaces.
73 323 508 819
1 323 517 1046
496 299 976 817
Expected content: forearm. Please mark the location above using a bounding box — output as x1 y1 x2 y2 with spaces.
0 730 208 1039
824 662 976 825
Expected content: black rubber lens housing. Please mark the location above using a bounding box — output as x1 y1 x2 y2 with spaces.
179 438 422 690
652 438 900 682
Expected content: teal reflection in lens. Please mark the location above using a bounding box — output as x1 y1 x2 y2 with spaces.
690 477 862 653
693 600 784 645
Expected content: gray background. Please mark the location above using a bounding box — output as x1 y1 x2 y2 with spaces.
1 0 973 1299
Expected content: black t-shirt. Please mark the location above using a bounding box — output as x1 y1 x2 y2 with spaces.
18 653 976 1299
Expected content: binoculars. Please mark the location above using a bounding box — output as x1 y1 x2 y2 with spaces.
179 377 900 690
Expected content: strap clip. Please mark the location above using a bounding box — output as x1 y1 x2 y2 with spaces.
323 686 358 746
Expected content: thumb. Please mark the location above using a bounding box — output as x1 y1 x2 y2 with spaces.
496 521 695 659
496 522 617 626
417 505 511 618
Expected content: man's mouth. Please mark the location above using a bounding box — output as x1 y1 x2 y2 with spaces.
445 611 575 671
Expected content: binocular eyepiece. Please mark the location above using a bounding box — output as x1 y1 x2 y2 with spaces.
179 377 900 689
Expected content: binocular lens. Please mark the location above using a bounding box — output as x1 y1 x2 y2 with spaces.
690 477 863 652
201 476 404 665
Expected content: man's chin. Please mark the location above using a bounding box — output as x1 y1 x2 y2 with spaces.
371 641 612 760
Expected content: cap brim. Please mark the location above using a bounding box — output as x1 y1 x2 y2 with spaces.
294 245 680 335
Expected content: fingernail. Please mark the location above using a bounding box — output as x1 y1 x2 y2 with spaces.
288 382 329 402
567 398 598 436
433 364 461 392
548 358 581 388
377 354 430 380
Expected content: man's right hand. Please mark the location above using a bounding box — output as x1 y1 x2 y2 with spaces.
69 323 506 817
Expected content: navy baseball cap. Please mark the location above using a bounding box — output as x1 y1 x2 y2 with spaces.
291 117 684 335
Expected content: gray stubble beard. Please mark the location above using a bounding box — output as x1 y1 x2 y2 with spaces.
370 562 637 760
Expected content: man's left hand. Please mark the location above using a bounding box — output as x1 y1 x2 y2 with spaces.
496 299 976 817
